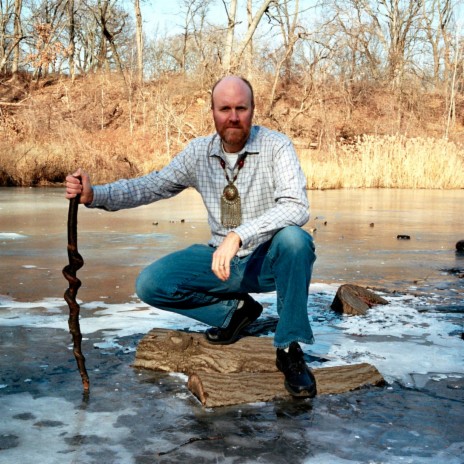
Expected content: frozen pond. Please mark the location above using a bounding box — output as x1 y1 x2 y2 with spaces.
0 187 463 463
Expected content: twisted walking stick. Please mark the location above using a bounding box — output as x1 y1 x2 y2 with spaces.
63 189 90 394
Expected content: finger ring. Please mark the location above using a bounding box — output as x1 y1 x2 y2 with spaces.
220 264 225 267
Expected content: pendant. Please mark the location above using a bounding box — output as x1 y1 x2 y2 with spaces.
221 182 241 227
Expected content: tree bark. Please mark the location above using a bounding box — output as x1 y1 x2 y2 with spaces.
134 329 385 407
189 362 384 407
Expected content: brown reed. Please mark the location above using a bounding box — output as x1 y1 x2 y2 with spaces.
299 135 464 190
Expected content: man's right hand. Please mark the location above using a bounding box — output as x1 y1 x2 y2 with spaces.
65 168 94 205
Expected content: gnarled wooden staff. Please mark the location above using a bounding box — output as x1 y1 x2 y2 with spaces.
63 191 90 393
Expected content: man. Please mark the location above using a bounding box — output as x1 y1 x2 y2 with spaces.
66 76 317 398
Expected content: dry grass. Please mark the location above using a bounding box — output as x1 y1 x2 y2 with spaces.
300 135 464 189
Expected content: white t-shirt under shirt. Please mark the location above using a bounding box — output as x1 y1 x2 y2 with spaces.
223 150 239 169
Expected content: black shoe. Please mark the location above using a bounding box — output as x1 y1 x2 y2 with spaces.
205 295 263 345
276 342 317 398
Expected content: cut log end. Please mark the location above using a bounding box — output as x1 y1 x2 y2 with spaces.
188 373 208 406
331 284 389 315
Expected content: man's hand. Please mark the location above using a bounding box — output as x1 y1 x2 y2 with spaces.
212 232 242 281
65 168 94 205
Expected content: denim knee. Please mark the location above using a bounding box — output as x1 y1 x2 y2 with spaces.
273 226 316 258
135 267 152 304
135 263 166 306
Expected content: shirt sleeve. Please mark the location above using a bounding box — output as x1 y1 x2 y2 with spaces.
88 145 197 211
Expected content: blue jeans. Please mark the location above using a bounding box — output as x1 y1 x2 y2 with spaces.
135 226 316 348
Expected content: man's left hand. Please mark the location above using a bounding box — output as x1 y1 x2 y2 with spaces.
212 232 241 281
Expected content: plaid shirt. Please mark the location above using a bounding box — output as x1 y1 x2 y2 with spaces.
90 125 309 256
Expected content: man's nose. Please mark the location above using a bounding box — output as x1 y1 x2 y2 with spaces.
229 110 239 122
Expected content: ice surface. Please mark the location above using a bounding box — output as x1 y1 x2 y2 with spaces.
1 187 463 463
1 284 462 387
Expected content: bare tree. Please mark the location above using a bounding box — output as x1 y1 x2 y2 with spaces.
420 0 454 87
234 0 274 68
134 0 143 83
25 0 69 79
322 0 424 87
222 0 237 73
265 0 305 114
74 5 100 73
0 0 24 73
12 0 23 73
177 0 211 73
244 0 253 76
67 0 76 80
221 0 275 73
379 0 423 85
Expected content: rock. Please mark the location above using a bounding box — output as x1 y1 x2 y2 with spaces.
456 240 464 252
397 235 410 240
331 284 389 316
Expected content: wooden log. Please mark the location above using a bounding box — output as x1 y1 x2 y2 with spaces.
133 329 277 374
134 329 385 407
331 284 388 315
188 363 384 407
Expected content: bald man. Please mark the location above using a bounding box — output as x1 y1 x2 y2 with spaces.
66 76 317 398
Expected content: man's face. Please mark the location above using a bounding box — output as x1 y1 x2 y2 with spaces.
212 78 254 153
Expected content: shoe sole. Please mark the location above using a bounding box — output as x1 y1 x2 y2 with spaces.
284 380 317 398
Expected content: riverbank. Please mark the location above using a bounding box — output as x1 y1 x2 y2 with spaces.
1 73 463 189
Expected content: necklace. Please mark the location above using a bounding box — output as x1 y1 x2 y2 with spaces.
219 155 246 227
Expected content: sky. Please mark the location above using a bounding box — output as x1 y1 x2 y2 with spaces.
138 0 318 38
137 0 464 42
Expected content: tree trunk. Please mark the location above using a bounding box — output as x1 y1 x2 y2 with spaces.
12 0 22 74
134 0 143 84
244 0 253 77
68 0 76 81
222 0 237 73
234 0 274 66
134 329 385 408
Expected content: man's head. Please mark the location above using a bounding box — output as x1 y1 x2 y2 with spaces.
211 76 255 153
